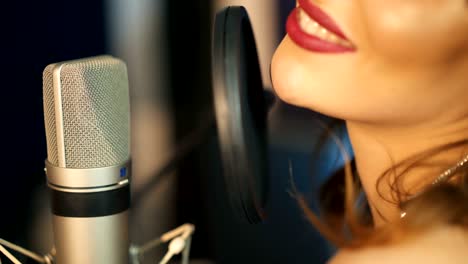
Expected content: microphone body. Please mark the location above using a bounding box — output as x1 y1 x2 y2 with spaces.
42 56 131 264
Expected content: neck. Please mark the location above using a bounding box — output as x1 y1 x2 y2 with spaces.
346 117 468 227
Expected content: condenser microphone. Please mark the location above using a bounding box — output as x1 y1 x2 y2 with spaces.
42 55 131 264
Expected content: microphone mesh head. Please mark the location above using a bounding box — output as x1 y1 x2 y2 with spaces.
43 56 130 169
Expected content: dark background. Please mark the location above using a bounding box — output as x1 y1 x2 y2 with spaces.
4 0 108 249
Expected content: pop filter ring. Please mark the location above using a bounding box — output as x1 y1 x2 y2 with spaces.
212 6 269 224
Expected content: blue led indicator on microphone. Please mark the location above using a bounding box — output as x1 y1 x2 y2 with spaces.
120 167 127 177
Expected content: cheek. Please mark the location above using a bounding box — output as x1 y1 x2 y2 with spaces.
361 2 468 65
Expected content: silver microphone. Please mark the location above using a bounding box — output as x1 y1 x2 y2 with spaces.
42 55 131 264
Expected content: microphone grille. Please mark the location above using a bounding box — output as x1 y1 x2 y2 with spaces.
43 56 130 169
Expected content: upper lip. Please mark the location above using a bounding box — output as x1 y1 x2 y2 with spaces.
298 0 350 41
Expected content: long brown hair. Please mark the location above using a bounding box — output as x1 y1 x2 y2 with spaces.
292 122 468 248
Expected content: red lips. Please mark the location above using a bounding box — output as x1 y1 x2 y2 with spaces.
286 0 355 53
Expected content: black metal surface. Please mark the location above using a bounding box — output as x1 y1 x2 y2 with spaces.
212 6 269 224
51 185 130 217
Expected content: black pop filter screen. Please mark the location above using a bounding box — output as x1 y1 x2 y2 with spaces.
212 6 269 224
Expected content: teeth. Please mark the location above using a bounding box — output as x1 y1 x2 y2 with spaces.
318 28 328 39
297 8 352 47
327 34 338 43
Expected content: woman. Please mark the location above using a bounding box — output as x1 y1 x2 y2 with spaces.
271 0 468 263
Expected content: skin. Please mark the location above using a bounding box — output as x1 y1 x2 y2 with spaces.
271 0 468 262
329 226 468 264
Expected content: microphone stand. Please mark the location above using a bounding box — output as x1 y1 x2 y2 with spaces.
0 238 55 264
0 223 194 264
130 223 195 264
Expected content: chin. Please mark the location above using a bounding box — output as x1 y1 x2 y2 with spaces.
271 42 310 108
272 37 352 118
272 48 344 119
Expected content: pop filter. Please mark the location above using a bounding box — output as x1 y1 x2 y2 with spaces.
212 6 269 224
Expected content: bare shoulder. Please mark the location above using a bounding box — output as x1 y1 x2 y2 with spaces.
328 226 468 264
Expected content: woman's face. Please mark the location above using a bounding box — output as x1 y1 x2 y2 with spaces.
272 0 468 125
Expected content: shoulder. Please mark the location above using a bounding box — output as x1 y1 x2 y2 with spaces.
328 226 468 264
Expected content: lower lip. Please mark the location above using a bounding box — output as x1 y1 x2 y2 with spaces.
286 8 355 53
